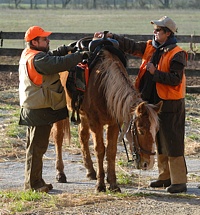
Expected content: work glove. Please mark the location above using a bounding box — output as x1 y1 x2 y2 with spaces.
81 51 92 60
57 45 75 56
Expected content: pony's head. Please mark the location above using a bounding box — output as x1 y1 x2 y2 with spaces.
126 101 163 170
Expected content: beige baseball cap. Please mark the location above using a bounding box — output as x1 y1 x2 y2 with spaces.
151 16 177 33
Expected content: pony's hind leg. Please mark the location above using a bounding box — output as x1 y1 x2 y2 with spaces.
52 120 67 183
106 124 121 192
79 115 96 180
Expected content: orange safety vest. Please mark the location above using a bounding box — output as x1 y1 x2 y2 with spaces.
21 48 43 85
135 40 187 100
19 48 66 110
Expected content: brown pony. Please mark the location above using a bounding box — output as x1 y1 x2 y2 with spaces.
51 43 162 192
77 46 162 192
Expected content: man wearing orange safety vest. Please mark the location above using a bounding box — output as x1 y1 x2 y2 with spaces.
19 26 90 193
94 16 188 193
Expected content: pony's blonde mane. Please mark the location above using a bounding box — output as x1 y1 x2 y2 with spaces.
96 50 142 122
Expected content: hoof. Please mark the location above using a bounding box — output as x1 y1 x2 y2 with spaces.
95 184 106 192
56 173 67 183
108 185 121 193
87 171 97 180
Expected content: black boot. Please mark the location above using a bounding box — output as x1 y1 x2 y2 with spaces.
150 179 171 188
166 183 187 193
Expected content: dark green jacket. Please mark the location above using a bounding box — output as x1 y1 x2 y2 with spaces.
19 47 83 126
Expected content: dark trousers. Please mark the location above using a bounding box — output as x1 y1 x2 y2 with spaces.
24 125 52 190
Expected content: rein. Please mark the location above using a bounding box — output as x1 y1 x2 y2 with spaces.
118 116 156 164
130 119 156 165
131 120 156 156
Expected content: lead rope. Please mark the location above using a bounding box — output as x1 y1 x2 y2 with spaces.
137 169 142 191
116 120 131 162
117 120 144 191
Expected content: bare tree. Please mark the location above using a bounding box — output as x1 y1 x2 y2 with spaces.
30 0 33 9
93 0 97 9
158 0 170 8
114 0 117 8
14 0 22 8
62 0 71 8
125 0 128 8
34 0 37 8
46 0 49 8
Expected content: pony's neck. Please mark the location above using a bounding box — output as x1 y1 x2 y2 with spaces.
98 50 143 123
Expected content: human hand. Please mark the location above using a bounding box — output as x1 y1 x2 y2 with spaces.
57 45 75 55
65 45 75 53
81 51 92 59
94 31 113 39
146 62 156 75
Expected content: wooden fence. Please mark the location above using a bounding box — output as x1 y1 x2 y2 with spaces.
0 32 200 93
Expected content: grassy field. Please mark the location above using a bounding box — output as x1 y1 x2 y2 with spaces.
0 8 200 49
0 9 200 214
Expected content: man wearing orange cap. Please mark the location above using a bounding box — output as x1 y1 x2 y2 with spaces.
19 26 90 193
94 16 188 194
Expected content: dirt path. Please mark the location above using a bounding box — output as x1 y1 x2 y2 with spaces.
1 142 200 215
0 84 200 214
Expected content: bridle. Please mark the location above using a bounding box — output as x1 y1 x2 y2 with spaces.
130 118 156 166
119 115 156 166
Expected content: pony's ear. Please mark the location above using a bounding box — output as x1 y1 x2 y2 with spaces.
153 101 163 113
136 102 147 114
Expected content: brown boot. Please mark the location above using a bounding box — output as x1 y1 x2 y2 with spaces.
166 183 187 193
150 179 171 188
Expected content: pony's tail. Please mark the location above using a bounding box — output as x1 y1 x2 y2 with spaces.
63 117 71 145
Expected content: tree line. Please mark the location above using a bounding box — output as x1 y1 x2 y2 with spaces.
0 0 200 9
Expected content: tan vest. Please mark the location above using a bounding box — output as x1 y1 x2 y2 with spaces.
19 48 66 110
135 40 186 100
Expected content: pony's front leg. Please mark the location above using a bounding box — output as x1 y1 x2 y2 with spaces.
79 115 96 180
91 127 106 192
106 124 121 192
52 120 67 183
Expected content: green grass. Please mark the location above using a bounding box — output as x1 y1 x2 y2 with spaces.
0 190 56 214
117 172 134 185
185 94 196 100
0 8 199 50
0 91 26 139
188 134 200 141
6 120 26 138
70 121 80 147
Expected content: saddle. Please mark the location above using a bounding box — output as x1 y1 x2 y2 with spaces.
66 33 127 123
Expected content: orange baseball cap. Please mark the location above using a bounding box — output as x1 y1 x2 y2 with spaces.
24 26 52 42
